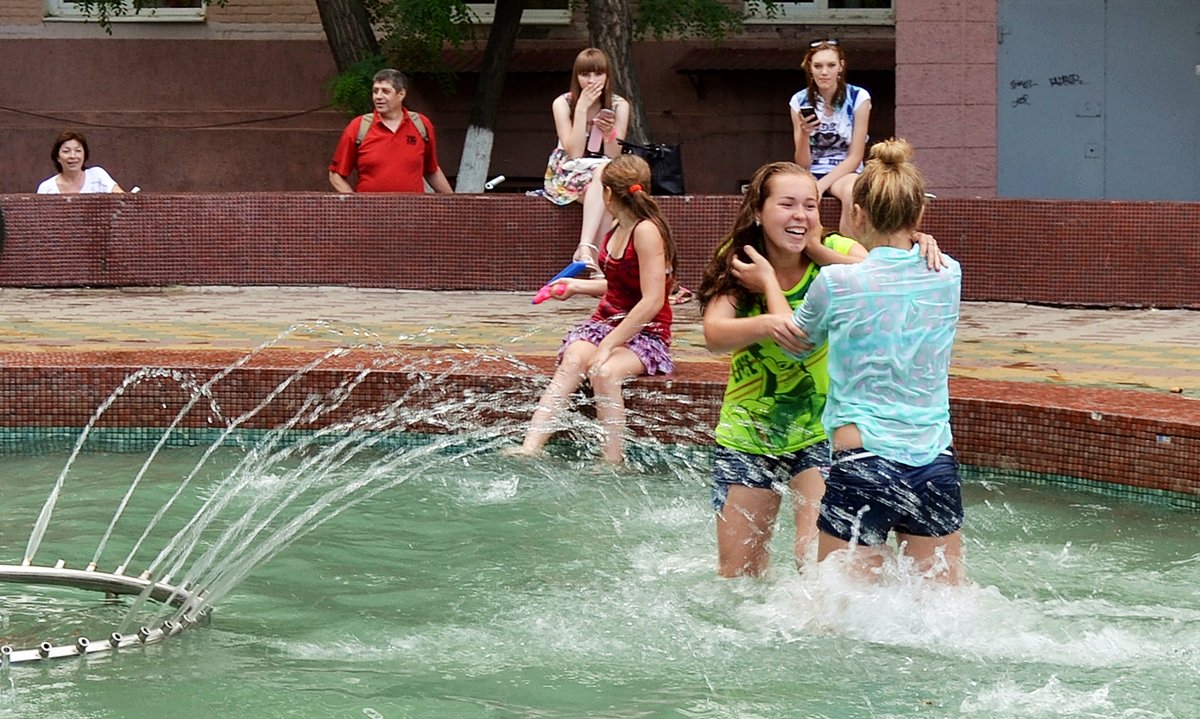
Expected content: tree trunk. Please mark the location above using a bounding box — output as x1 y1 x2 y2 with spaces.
587 0 649 144
314 0 381 73
456 0 524 192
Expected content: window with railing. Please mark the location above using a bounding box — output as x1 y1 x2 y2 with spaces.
745 0 894 25
45 0 204 21
466 1 571 25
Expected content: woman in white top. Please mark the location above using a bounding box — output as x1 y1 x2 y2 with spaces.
789 39 871 238
37 131 124 194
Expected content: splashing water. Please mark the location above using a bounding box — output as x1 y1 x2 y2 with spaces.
1 322 712 655
0 324 1195 717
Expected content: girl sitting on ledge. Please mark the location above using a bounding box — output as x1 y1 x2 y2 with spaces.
789 38 870 238
509 154 676 464
536 47 629 277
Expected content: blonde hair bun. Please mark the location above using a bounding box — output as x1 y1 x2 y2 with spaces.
869 138 914 167
853 137 926 234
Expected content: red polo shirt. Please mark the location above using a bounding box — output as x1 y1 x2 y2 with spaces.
328 110 440 192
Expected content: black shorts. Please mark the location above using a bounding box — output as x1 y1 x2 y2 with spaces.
818 448 963 545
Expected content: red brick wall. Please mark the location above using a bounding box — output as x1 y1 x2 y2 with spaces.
1 193 1197 308
951 378 1199 503
0 192 1196 501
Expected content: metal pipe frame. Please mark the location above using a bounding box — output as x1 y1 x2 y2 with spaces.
0 563 208 665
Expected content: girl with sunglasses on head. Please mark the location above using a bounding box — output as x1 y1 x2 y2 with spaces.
788 38 871 238
509 154 676 464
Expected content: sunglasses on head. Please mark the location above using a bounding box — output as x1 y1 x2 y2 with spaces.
809 38 839 48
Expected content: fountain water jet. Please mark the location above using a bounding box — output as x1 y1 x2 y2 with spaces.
0 322 708 665
0 326 524 661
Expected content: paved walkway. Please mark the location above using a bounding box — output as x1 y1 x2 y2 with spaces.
1 286 1198 397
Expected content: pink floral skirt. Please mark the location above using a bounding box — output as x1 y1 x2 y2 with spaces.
560 320 674 376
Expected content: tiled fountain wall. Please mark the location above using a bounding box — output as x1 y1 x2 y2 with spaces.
0 194 1196 504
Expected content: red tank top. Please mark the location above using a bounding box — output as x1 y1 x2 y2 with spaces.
591 220 673 344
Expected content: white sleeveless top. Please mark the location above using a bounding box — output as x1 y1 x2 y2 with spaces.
37 167 119 194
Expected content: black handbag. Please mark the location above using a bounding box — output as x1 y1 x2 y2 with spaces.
618 140 685 196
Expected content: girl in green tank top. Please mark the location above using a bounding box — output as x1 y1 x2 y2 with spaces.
696 162 865 578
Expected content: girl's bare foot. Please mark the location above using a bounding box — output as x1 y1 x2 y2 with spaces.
501 445 542 458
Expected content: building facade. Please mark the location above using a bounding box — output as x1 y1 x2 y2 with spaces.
2 0 994 196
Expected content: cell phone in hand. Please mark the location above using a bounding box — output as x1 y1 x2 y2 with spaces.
586 108 616 156
799 105 817 122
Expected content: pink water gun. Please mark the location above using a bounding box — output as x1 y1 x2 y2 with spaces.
532 261 590 304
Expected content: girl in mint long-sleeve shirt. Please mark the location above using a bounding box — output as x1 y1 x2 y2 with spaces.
782 138 966 586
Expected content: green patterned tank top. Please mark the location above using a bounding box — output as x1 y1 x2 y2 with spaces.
714 233 857 455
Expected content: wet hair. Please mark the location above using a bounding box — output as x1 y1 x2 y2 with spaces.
600 154 676 272
851 138 927 235
372 68 409 94
567 48 613 116
51 130 89 173
697 162 820 313
801 40 848 111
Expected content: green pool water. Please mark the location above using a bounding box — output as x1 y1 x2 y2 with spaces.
0 444 1196 719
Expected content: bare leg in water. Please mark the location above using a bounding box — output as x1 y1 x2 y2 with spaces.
508 340 594 457
586 347 644 463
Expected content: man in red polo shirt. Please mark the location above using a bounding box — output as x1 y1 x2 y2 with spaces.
328 69 454 193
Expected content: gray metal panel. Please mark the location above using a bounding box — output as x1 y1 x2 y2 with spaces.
998 0 1106 198
1104 0 1200 200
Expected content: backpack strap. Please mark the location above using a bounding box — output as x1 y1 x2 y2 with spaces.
354 113 373 146
355 110 429 145
407 110 429 143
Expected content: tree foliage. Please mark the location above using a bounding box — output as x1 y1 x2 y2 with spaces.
365 0 478 77
327 54 389 115
636 0 779 41
68 0 227 33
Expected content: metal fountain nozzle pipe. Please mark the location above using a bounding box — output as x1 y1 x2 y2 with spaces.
0 562 208 663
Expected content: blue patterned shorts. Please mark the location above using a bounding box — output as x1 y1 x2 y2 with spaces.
710 442 830 512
